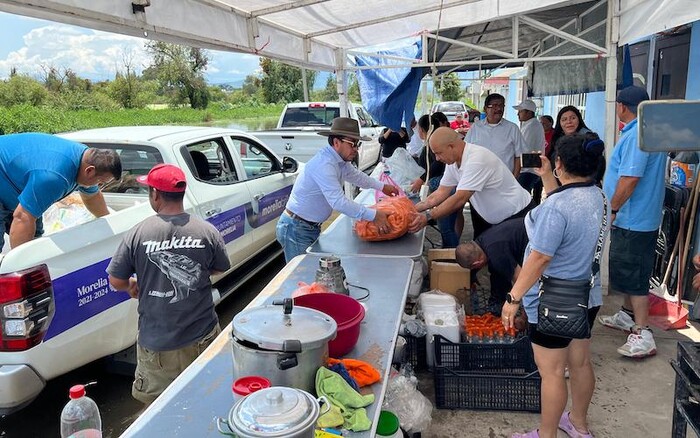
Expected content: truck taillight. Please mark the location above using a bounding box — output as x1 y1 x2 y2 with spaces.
308 103 325 108
0 265 54 351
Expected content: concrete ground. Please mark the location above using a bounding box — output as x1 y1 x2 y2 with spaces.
412 219 700 438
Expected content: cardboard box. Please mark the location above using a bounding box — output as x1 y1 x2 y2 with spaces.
428 249 470 305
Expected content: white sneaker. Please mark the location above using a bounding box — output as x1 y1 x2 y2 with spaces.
617 329 657 358
598 310 635 332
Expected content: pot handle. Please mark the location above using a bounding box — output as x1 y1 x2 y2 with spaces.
317 395 332 415
277 351 298 370
272 298 293 314
215 417 237 437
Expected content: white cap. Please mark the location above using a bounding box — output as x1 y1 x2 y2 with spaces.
513 99 537 112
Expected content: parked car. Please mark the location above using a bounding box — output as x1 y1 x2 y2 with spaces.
253 102 382 171
431 101 470 122
0 126 300 413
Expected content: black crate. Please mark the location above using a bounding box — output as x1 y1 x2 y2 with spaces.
403 335 428 372
433 334 541 412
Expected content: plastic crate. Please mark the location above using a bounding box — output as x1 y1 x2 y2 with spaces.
403 335 428 372
433 334 541 412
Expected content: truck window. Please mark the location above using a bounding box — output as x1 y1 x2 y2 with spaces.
356 108 370 128
184 138 238 184
280 106 341 127
230 137 281 179
83 144 163 194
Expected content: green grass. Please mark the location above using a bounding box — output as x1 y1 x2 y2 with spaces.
0 103 285 134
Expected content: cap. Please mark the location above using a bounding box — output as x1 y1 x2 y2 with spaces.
616 86 649 108
137 163 187 193
513 99 537 112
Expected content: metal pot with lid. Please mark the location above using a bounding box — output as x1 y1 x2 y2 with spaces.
231 298 337 393
217 387 330 438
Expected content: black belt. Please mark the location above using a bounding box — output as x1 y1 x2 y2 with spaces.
285 209 322 228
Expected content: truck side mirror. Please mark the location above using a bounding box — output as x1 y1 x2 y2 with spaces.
282 156 299 173
639 100 700 152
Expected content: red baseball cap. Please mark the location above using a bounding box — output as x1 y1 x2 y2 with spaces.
137 164 187 192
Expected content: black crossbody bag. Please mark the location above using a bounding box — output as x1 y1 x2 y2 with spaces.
537 182 608 339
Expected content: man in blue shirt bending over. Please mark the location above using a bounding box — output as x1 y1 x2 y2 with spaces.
276 117 399 262
0 133 121 249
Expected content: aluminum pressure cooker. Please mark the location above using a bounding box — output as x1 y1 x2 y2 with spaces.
231 298 337 394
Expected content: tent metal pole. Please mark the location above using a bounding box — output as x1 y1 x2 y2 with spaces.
301 67 309 101
602 0 621 293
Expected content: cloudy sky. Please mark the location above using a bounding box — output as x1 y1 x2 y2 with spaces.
0 12 262 85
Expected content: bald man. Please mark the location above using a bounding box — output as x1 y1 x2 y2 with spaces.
408 127 533 238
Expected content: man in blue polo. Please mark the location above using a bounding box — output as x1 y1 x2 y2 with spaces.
599 86 665 358
276 117 399 262
0 133 121 249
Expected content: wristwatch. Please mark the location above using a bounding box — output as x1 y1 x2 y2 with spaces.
506 293 521 304
611 209 619 215
424 208 433 221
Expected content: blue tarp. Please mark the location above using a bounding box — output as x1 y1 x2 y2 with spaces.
354 39 425 131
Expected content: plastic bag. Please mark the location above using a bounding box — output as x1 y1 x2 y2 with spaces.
382 366 432 434
42 193 97 235
354 196 417 241
384 148 425 188
292 281 331 298
375 171 407 202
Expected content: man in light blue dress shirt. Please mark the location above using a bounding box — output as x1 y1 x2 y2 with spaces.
276 117 399 262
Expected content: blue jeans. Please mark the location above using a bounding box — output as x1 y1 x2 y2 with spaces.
428 181 460 248
0 202 43 249
437 212 460 248
276 213 322 263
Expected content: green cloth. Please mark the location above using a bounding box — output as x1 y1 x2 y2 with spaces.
315 367 375 432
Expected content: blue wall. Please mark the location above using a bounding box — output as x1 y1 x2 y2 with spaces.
687 21 700 100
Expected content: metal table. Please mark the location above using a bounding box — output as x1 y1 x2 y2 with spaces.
308 189 426 258
121 254 414 437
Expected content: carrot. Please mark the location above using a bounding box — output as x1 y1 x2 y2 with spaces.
354 196 417 241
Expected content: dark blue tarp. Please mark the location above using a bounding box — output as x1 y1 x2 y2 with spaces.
355 39 426 131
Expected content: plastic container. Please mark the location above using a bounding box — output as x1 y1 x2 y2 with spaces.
294 293 365 357
376 410 402 437
432 335 540 412
670 152 698 188
60 384 102 438
232 376 271 402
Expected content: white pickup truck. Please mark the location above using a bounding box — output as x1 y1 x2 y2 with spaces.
0 126 300 413
253 102 383 171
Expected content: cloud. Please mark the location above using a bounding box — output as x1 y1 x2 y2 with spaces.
0 24 151 81
0 22 260 84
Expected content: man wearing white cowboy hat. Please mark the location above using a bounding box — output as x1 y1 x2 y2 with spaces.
276 117 400 262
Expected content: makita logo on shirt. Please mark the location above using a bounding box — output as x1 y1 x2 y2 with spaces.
142 236 206 253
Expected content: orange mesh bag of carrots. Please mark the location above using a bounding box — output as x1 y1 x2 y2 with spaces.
354 196 417 241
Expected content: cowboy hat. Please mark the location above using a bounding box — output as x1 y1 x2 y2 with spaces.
317 117 371 141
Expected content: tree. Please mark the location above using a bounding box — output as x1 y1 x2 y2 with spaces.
107 50 145 108
347 74 361 102
437 73 463 101
145 41 211 109
319 74 339 101
258 58 316 103
0 75 48 107
241 74 260 96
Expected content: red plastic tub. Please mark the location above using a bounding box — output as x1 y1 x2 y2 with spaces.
293 293 365 357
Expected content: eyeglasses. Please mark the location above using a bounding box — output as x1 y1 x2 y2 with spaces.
341 138 361 149
486 103 505 109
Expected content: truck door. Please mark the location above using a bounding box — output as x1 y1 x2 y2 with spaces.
226 135 296 255
174 136 256 269
355 105 382 169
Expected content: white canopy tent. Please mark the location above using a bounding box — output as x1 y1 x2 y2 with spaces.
0 0 698 147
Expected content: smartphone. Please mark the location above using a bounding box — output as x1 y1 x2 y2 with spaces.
521 153 542 168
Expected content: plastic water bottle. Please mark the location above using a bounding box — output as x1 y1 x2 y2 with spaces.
60 384 102 438
670 151 699 188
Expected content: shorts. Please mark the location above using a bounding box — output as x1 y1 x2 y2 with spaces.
529 306 600 349
132 323 221 404
609 227 657 296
